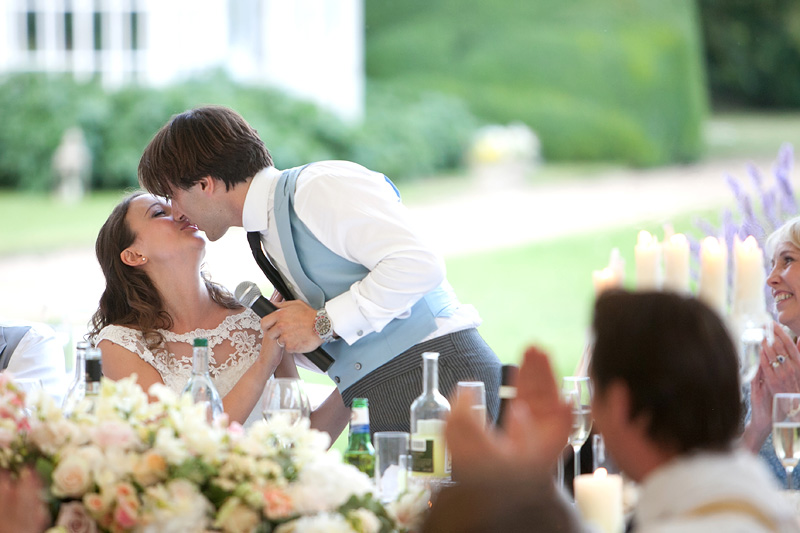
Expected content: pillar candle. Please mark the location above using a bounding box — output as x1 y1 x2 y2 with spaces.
608 248 625 286
574 468 624 533
732 235 766 317
635 230 662 290
592 267 616 296
698 236 727 315
662 233 690 293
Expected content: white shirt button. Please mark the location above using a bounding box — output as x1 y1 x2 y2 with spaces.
357 330 364 336
354 362 362 370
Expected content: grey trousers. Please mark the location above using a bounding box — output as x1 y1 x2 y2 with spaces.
342 328 502 434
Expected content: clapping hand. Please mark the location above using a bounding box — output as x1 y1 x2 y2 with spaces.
744 322 800 452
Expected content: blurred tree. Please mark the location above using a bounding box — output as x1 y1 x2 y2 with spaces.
698 0 800 108
365 0 708 167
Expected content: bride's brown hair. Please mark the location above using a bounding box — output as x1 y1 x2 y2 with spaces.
89 191 240 349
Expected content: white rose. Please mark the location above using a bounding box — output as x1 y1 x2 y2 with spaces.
214 498 261 533
52 455 93 498
28 419 77 455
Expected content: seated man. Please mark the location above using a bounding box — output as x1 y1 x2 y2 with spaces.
0 320 68 405
425 291 798 532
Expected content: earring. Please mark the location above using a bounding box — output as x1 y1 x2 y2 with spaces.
141 257 147 263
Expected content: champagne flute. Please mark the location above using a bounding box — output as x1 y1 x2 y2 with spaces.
262 378 308 426
563 376 592 480
773 393 800 489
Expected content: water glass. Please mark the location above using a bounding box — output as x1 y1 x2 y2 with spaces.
773 393 800 489
262 378 308 426
374 431 410 503
455 380 487 426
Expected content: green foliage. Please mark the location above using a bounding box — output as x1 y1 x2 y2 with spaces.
698 0 800 108
0 71 479 190
365 0 708 166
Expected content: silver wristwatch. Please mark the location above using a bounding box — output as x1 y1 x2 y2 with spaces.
313 308 335 343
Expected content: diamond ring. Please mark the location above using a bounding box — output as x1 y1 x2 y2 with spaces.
772 355 787 368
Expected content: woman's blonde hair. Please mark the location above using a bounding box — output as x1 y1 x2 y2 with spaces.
765 215 800 258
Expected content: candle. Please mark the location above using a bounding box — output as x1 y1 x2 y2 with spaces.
662 233 690 293
592 267 616 295
698 236 727 315
574 468 624 533
635 230 662 290
593 249 626 296
732 235 766 317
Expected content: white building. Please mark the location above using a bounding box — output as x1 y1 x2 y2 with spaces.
0 0 364 120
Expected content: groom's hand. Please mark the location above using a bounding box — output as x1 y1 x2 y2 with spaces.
260 300 324 354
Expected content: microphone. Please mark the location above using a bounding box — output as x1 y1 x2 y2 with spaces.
235 281 334 372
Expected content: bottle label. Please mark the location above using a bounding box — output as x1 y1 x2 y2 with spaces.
350 407 370 431
410 437 435 473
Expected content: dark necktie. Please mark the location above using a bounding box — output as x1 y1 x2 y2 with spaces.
246 232 294 300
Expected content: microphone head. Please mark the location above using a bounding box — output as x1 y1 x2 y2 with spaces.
234 281 263 307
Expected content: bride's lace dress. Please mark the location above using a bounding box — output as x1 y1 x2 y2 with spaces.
95 308 268 424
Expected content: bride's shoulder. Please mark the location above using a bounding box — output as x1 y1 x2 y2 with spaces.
223 307 262 330
95 324 148 354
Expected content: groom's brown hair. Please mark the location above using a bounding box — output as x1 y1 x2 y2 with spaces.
138 105 272 197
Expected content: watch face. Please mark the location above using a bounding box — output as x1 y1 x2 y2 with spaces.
315 313 332 337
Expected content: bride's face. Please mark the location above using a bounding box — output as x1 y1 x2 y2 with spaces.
124 194 206 265
768 241 800 334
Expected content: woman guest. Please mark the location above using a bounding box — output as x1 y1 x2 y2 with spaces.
743 215 800 488
90 192 348 438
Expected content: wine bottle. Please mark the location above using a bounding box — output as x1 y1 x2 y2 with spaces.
83 346 102 409
409 352 451 479
62 340 89 414
181 338 224 423
344 397 375 476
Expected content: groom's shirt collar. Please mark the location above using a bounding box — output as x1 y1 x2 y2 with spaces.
242 166 281 233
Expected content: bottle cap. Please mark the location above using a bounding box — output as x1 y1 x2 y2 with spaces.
194 338 209 347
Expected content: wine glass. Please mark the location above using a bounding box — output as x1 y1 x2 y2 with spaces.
773 393 800 489
563 376 592 480
262 378 308 426
737 312 774 386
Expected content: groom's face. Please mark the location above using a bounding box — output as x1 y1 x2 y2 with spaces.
170 180 230 241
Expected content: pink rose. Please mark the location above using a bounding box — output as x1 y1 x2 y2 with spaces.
113 499 139 530
263 487 294 519
55 501 99 533
91 421 137 450
82 493 109 516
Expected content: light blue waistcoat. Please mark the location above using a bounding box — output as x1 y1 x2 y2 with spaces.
272 165 457 391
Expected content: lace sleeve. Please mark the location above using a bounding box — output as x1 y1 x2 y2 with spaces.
95 325 154 363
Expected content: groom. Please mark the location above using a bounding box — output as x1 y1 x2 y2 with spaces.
138 105 501 432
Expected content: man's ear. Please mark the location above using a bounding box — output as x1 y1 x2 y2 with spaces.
197 176 217 194
120 247 146 267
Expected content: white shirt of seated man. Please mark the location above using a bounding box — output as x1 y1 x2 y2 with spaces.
0 320 69 405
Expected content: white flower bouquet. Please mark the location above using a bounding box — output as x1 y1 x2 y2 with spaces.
0 374 427 533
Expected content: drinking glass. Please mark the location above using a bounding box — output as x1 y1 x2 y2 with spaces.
456 381 487 426
374 431 410 503
262 378 308 426
773 393 800 489
563 376 592 480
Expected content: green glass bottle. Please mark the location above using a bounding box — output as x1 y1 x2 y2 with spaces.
344 398 375 476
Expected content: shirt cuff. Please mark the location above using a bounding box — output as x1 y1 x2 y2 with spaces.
325 291 375 345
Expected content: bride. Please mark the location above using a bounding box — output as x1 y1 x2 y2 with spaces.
89 191 348 436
